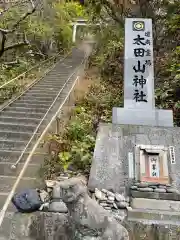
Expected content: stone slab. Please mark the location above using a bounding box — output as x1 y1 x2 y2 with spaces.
127 219 180 240
131 198 180 211
127 208 180 224
131 190 180 201
112 107 173 127
124 18 155 110
88 123 180 193
0 211 70 240
88 124 130 193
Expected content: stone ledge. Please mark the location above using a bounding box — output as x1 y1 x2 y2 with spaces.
126 219 180 240
131 190 180 201
127 208 180 222
131 198 180 211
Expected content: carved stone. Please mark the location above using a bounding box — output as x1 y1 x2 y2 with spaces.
58 177 129 240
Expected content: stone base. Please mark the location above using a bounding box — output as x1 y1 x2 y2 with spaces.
131 190 180 201
131 198 180 211
112 107 173 127
127 208 180 225
88 123 180 193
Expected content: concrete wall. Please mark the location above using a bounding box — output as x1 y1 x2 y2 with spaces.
88 123 180 193
1 211 180 240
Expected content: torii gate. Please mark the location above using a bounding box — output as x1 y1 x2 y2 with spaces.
70 18 100 42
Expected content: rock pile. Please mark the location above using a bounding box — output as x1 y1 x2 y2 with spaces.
90 188 130 211
131 182 179 194
39 175 130 223
89 188 130 222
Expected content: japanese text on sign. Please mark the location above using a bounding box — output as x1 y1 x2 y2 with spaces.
132 21 152 103
124 18 154 109
149 155 159 178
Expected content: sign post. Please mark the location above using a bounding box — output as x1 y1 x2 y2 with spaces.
112 18 173 127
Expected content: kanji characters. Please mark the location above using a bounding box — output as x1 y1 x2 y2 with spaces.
133 90 147 102
133 34 146 45
133 75 147 88
131 24 153 104
134 48 146 57
133 60 146 73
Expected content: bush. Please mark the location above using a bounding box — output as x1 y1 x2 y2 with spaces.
43 75 123 179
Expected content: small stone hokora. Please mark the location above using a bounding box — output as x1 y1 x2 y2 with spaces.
58 177 129 240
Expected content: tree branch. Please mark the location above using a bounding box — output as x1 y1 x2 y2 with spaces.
4 41 29 52
102 0 125 26
0 33 6 58
0 0 37 34
0 0 37 58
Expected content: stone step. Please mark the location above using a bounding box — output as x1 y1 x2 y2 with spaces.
0 193 16 212
131 197 180 212
0 122 36 133
0 131 33 141
35 82 66 88
0 111 44 119
0 163 41 178
0 140 28 150
14 99 53 105
0 117 41 126
4 106 47 114
128 208 180 224
26 89 60 95
0 150 47 163
24 92 57 98
0 140 42 151
131 190 180 201
0 176 39 194
33 78 66 83
10 102 51 109
31 86 64 92
20 95 55 102
44 76 68 81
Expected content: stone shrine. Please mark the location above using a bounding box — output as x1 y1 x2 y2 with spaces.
112 18 173 127
88 18 180 235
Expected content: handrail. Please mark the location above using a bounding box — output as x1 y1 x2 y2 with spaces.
0 56 87 227
0 50 72 111
0 51 64 89
11 55 86 169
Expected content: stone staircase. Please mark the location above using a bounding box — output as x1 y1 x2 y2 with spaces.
0 45 87 238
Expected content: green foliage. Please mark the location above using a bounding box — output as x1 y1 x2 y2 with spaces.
44 75 123 178
0 1 89 104
89 24 124 85
87 0 180 126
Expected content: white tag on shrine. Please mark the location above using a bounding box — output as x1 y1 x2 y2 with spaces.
169 146 176 164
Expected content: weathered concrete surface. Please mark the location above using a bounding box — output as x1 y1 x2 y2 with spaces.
127 208 180 223
131 190 180 201
1 210 180 240
126 220 180 240
131 198 180 211
0 211 70 240
112 107 173 127
88 123 129 193
88 123 180 193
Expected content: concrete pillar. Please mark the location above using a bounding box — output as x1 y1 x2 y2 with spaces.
72 24 77 43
